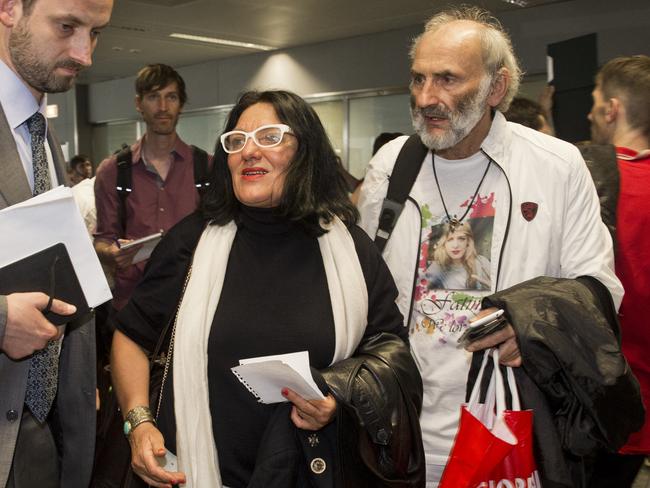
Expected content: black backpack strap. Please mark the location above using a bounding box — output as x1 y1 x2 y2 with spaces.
374 134 429 253
115 144 132 238
191 145 210 194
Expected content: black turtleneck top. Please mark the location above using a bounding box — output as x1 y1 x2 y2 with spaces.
117 207 406 487
208 206 336 485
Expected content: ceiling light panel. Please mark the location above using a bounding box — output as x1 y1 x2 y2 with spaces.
169 33 275 51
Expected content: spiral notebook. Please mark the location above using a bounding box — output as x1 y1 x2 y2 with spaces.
231 351 325 404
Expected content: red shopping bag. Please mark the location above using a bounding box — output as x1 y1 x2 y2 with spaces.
475 367 542 488
439 350 518 488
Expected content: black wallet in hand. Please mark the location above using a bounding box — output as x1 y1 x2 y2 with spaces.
0 243 89 325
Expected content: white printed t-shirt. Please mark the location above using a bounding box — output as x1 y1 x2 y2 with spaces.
408 150 502 486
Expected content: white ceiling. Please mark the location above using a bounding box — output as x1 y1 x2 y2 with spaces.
82 0 570 84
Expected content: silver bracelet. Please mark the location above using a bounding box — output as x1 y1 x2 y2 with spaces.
123 405 155 438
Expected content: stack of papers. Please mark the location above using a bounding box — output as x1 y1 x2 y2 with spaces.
0 186 112 308
231 351 325 404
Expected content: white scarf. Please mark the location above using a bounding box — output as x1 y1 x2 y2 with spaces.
172 216 368 486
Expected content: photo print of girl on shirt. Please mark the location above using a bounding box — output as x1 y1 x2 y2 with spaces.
411 190 497 346
425 218 492 291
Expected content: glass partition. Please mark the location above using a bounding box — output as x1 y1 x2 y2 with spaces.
175 110 230 153
348 93 412 179
93 121 139 162
311 100 345 160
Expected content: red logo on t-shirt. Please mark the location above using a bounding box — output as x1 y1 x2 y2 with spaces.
521 202 538 221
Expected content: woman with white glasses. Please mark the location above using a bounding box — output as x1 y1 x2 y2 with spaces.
110 90 425 488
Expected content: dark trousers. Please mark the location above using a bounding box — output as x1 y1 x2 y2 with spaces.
7 409 59 488
90 303 132 488
588 450 645 488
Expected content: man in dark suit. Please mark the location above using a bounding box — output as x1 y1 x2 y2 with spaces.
0 0 113 486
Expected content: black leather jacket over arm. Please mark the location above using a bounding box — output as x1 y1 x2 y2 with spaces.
249 332 425 488
468 276 644 488
322 332 425 488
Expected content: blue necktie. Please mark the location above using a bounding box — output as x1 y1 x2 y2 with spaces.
24 112 60 423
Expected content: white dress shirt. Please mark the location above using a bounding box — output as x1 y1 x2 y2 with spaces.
0 59 59 192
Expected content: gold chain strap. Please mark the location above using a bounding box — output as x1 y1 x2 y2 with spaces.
155 264 193 418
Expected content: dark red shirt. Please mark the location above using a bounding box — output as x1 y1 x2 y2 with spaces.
94 135 205 310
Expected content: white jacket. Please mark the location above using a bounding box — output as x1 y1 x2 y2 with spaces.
358 111 623 324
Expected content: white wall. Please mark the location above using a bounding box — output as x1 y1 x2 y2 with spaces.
87 0 650 124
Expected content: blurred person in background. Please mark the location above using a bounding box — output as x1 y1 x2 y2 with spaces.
584 54 650 488
503 97 554 135
68 153 93 185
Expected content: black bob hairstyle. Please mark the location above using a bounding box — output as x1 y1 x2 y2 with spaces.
201 90 358 236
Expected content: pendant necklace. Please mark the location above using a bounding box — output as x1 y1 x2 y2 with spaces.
432 152 492 233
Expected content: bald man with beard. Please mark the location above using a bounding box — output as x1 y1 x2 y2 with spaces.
357 6 639 487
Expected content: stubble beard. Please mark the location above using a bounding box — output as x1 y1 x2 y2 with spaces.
148 115 179 136
411 76 493 151
9 20 84 94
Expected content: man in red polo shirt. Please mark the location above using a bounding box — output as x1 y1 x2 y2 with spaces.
587 54 650 487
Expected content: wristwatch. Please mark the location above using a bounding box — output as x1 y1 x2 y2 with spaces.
123 406 155 438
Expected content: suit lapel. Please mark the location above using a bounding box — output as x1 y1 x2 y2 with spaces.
48 127 70 186
0 103 31 207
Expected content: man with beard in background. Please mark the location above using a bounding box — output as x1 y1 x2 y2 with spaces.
0 0 113 486
357 6 630 487
94 63 209 314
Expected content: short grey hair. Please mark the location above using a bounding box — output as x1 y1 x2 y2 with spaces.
410 6 522 112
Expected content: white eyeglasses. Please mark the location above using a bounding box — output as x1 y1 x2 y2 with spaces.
220 124 294 154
